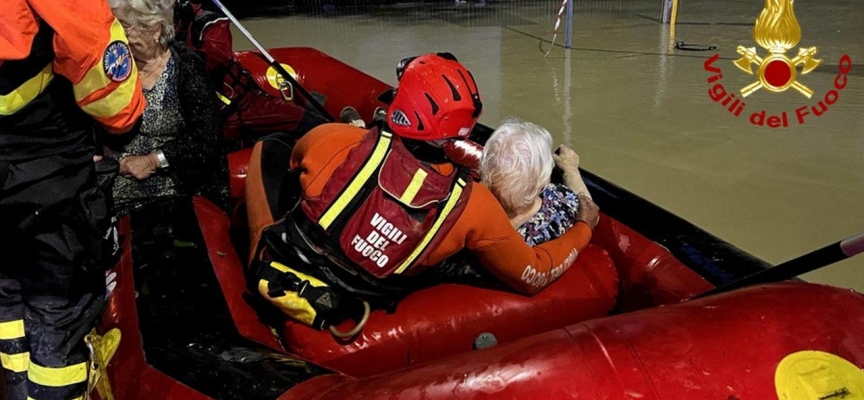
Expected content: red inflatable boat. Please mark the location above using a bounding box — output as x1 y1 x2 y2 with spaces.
86 47 864 400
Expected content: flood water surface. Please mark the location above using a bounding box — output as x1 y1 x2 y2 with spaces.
234 0 864 291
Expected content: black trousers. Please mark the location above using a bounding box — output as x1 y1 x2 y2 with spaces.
0 160 107 400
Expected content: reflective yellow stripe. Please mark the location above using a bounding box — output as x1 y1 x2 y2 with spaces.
1 352 29 373
216 91 231 105
0 319 25 340
74 19 127 102
399 169 428 205
395 178 466 274
28 360 87 387
0 64 54 116
79 72 136 118
319 132 392 230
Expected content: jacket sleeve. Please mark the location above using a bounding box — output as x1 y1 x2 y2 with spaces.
27 0 144 133
460 184 593 295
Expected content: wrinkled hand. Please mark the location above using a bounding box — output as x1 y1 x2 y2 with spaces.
576 193 600 229
553 145 580 173
119 154 158 180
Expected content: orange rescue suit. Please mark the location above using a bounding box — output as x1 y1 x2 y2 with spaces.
288 123 593 294
0 0 144 134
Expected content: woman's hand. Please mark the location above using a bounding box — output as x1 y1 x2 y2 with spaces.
576 193 600 229
555 145 594 200
553 145 580 173
119 153 159 180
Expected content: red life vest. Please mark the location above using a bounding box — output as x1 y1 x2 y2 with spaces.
301 129 471 278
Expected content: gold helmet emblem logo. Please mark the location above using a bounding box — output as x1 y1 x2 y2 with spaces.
733 0 822 98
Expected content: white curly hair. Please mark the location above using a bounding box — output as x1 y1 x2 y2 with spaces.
109 0 175 47
480 118 554 216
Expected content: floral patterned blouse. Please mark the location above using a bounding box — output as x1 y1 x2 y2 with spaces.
516 183 581 247
110 54 183 215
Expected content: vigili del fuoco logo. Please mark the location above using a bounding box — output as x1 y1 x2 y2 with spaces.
703 0 852 128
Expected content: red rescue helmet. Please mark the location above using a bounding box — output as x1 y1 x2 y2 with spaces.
387 53 483 142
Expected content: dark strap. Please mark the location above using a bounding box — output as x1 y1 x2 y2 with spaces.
260 264 300 298
290 214 427 295
217 61 255 114
0 161 8 190
258 260 346 329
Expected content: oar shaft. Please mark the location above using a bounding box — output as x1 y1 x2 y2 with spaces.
208 0 334 121
696 230 864 298
210 0 275 64
841 231 864 257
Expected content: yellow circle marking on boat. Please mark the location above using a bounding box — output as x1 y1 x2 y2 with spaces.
266 63 298 90
775 350 864 400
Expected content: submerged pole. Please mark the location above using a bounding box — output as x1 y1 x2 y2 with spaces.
564 0 574 48
660 0 678 25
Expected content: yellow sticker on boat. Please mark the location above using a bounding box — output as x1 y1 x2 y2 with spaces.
266 63 298 90
775 350 864 400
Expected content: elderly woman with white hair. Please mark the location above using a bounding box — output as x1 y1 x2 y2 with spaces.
481 118 596 246
432 119 597 283
104 0 228 215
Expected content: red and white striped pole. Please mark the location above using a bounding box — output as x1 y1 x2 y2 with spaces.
544 0 571 57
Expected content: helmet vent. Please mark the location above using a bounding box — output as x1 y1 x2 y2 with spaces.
391 109 412 126
424 93 440 116
414 111 425 131
441 75 462 101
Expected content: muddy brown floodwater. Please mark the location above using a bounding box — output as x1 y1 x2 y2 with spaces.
233 0 864 292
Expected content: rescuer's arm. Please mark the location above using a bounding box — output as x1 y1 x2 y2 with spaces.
28 0 144 134
463 186 596 295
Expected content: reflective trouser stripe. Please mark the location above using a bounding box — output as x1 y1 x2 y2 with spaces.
0 319 26 340
0 319 29 372
1 351 29 372
28 360 87 387
0 318 29 396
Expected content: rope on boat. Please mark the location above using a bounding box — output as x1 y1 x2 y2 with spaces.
540 0 570 58
329 300 371 339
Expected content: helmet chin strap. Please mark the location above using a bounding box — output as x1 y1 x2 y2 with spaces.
397 134 449 164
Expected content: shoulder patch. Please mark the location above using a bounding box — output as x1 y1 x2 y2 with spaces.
103 41 133 82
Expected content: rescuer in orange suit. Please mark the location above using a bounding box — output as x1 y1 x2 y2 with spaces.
0 1 144 398
244 53 599 334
